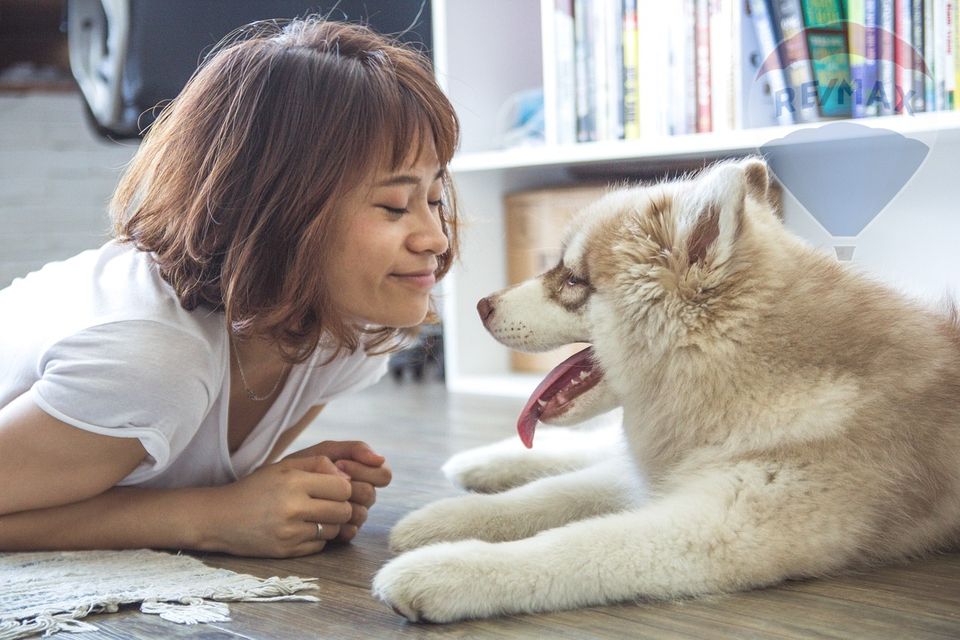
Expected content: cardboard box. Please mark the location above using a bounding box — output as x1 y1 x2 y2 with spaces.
504 184 609 373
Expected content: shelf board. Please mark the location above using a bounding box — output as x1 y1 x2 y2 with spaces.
450 111 960 173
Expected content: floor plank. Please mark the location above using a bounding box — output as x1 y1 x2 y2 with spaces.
90 379 960 639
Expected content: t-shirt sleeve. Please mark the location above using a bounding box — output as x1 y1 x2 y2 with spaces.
30 320 218 475
314 348 389 404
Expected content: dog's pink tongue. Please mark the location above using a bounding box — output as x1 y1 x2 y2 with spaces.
516 347 594 448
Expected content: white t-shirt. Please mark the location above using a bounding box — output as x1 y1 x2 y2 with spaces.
0 241 388 489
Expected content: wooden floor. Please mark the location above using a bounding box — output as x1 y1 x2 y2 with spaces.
89 379 959 639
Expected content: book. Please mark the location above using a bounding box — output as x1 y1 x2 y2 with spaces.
912 0 928 111
683 0 699 132
546 0 578 144
772 0 821 120
604 0 625 139
667 0 697 134
935 0 947 110
895 0 914 113
848 0 869 117
801 0 854 117
947 0 956 107
622 0 641 139
638 0 671 137
709 0 735 131
924 0 935 109
574 0 597 141
695 0 714 131
878 0 896 113
864 0 881 115
749 0 798 124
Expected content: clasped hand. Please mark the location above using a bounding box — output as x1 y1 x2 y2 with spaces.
216 440 391 558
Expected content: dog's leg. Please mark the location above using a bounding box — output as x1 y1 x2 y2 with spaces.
389 453 643 552
374 461 866 623
442 423 623 493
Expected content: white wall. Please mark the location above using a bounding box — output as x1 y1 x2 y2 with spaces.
0 93 138 287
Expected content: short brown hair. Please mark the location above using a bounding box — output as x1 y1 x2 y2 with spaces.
111 17 460 362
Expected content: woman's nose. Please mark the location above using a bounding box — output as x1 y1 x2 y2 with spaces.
409 208 449 255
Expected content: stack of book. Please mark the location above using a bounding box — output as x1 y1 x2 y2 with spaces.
542 0 960 144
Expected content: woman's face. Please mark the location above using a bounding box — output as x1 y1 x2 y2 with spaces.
325 141 449 328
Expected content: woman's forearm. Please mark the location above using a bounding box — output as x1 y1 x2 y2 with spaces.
0 485 222 552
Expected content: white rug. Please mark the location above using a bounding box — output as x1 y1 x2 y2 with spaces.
0 549 320 639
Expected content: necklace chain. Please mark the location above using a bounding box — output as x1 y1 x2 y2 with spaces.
231 336 288 402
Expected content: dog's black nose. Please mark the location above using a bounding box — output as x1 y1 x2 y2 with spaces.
477 297 495 324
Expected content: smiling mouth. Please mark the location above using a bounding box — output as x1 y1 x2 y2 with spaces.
516 346 604 448
390 272 436 288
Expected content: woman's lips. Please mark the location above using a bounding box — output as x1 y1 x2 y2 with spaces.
390 272 436 289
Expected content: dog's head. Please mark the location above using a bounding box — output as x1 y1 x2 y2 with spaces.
479 157 784 447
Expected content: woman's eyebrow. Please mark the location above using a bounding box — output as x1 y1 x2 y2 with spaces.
375 169 444 188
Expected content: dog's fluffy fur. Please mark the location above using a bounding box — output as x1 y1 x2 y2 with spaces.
373 158 960 622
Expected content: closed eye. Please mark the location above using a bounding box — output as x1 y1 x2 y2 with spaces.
378 200 444 216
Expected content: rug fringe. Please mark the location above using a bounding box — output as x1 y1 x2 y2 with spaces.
141 598 231 625
0 612 99 640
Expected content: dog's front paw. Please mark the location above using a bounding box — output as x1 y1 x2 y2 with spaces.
442 445 540 493
373 541 508 623
389 495 497 552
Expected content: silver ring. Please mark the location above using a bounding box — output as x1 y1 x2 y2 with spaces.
316 522 324 540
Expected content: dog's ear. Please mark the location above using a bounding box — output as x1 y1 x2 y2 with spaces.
741 157 784 221
683 161 748 267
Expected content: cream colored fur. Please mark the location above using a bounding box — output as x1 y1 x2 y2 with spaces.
373 158 960 622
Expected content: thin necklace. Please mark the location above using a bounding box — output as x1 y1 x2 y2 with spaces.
231 335 289 402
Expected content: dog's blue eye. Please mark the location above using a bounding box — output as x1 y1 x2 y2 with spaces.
566 275 587 287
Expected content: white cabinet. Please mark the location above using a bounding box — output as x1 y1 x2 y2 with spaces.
431 0 960 397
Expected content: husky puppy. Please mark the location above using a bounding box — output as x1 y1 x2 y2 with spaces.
373 158 960 622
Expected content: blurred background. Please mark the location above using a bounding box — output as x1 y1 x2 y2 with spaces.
0 0 443 381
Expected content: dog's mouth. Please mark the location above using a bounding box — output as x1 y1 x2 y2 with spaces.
517 346 604 448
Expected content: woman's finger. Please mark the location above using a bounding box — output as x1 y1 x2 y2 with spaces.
299 498 353 524
349 481 376 508
302 520 341 543
349 504 368 527
336 524 359 542
335 459 392 487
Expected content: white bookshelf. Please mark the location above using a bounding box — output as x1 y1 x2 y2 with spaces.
432 0 960 397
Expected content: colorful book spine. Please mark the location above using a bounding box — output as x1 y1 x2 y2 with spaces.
946 0 956 107
749 0 797 123
933 0 946 109
622 0 641 139
802 0 854 117
924 0 936 109
878 0 896 113
554 0 578 143
683 0 699 132
864 0 881 115
912 0 928 111
955 0 960 106
894 0 914 113
709 0 734 131
667 0 695 134
573 0 596 142
772 0 821 120
605 0 625 139
849 0 869 116
695 0 714 131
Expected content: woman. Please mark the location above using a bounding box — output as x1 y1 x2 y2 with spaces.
0 17 459 558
